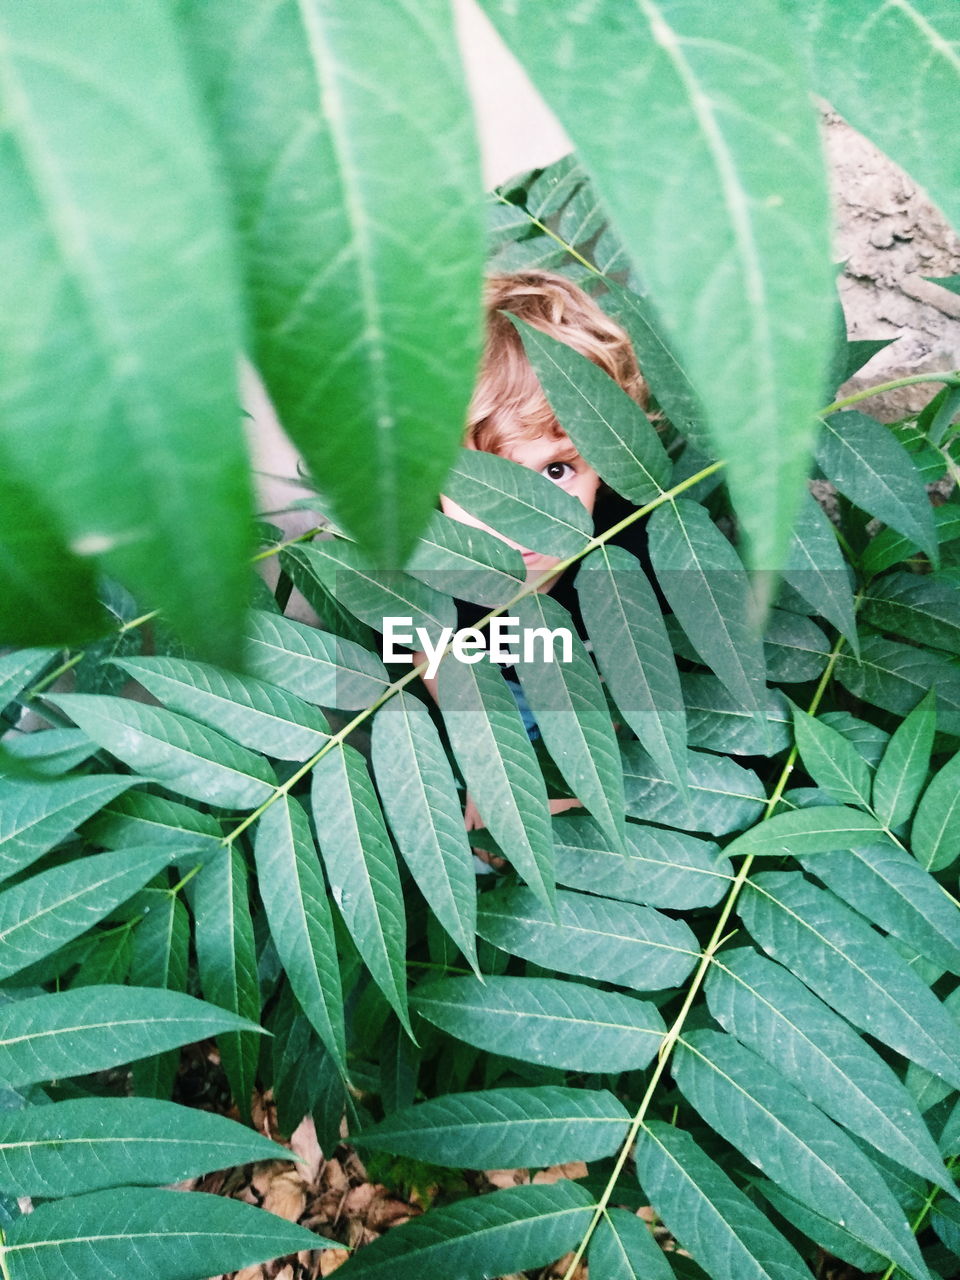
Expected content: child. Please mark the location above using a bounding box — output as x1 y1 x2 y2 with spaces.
424 269 653 836
439 269 650 592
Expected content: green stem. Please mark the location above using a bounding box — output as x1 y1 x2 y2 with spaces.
560 630 849 1280
0 1229 11 1280
251 526 325 563
878 1157 958 1280
493 194 602 279
24 651 82 698
820 371 960 417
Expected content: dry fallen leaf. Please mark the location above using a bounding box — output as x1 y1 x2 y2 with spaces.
290 1115 324 1183
263 1170 308 1223
532 1162 588 1185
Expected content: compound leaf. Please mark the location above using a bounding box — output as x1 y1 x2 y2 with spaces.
412 975 665 1074
2 1186 331 1279
181 0 485 569
45 693 277 810
872 688 937 829
254 796 346 1072
354 1086 630 1170
577 544 687 791
0 1097 291 1197
311 743 410 1035
438 656 554 909
371 693 478 971
0 985 261 1088
635 1122 811 1280
332 1181 593 1280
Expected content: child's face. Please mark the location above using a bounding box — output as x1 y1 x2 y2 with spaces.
441 432 600 588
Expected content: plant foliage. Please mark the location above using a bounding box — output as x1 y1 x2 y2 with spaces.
2 3 960 1279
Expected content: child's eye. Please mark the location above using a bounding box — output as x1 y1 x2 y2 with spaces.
542 460 574 482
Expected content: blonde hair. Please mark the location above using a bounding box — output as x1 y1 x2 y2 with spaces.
467 270 649 454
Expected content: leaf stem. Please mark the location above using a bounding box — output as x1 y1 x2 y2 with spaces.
560 627 849 1280
878 1156 958 1280
820 371 960 417
24 651 82 698
251 526 326 563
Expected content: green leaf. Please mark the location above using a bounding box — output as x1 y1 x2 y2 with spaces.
836 633 960 735
254 796 346 1072
87 791 223 854
0 469 107 647
816 412 937 561
706 947 954 1193
724 806 889 858
0 1096 291 1197
129 893 190 1100
332 1181 594 1280
45 693 277 810
600 282 708 452
648 501 767 725
674 1029 928 1280
576 544 687 791
0 985 261 1088
818 712 891 766
784 0 960 249
476 886 698 992
0 845 174 982
683 675 790 757
588 1207 674 1280
2 1186 330 1279
912 749 960 872
0 649 56 714
791 706 873 808
762 609 830 683
781 492 859 654
404 512 526 608
622 742 766 836
111 655 329 761
1 729 98 778
181 0 485 569
863 572 960 655
284 541 456 640
355 1085 630 1169
371 693 478 971
412 976 665 1073
797 842 960 977
863 506 960 577
478 0 834 574
739 871 960 1090
838 337 898 386
755 1181 888 1276
0 1 251 663
514 592 625 850
311 743 410 1035
553 815 733 910
634 1122 811 1280
873 688 937 828
440 447 593 559
243 609 390 711
70 929 133 990
192 846 261 1119
510 315 670 504
438 656 554 909
0 773 136 882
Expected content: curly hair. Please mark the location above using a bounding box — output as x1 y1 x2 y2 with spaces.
466 270 649 454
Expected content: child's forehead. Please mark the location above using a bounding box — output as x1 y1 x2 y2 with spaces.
503 431 581 467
